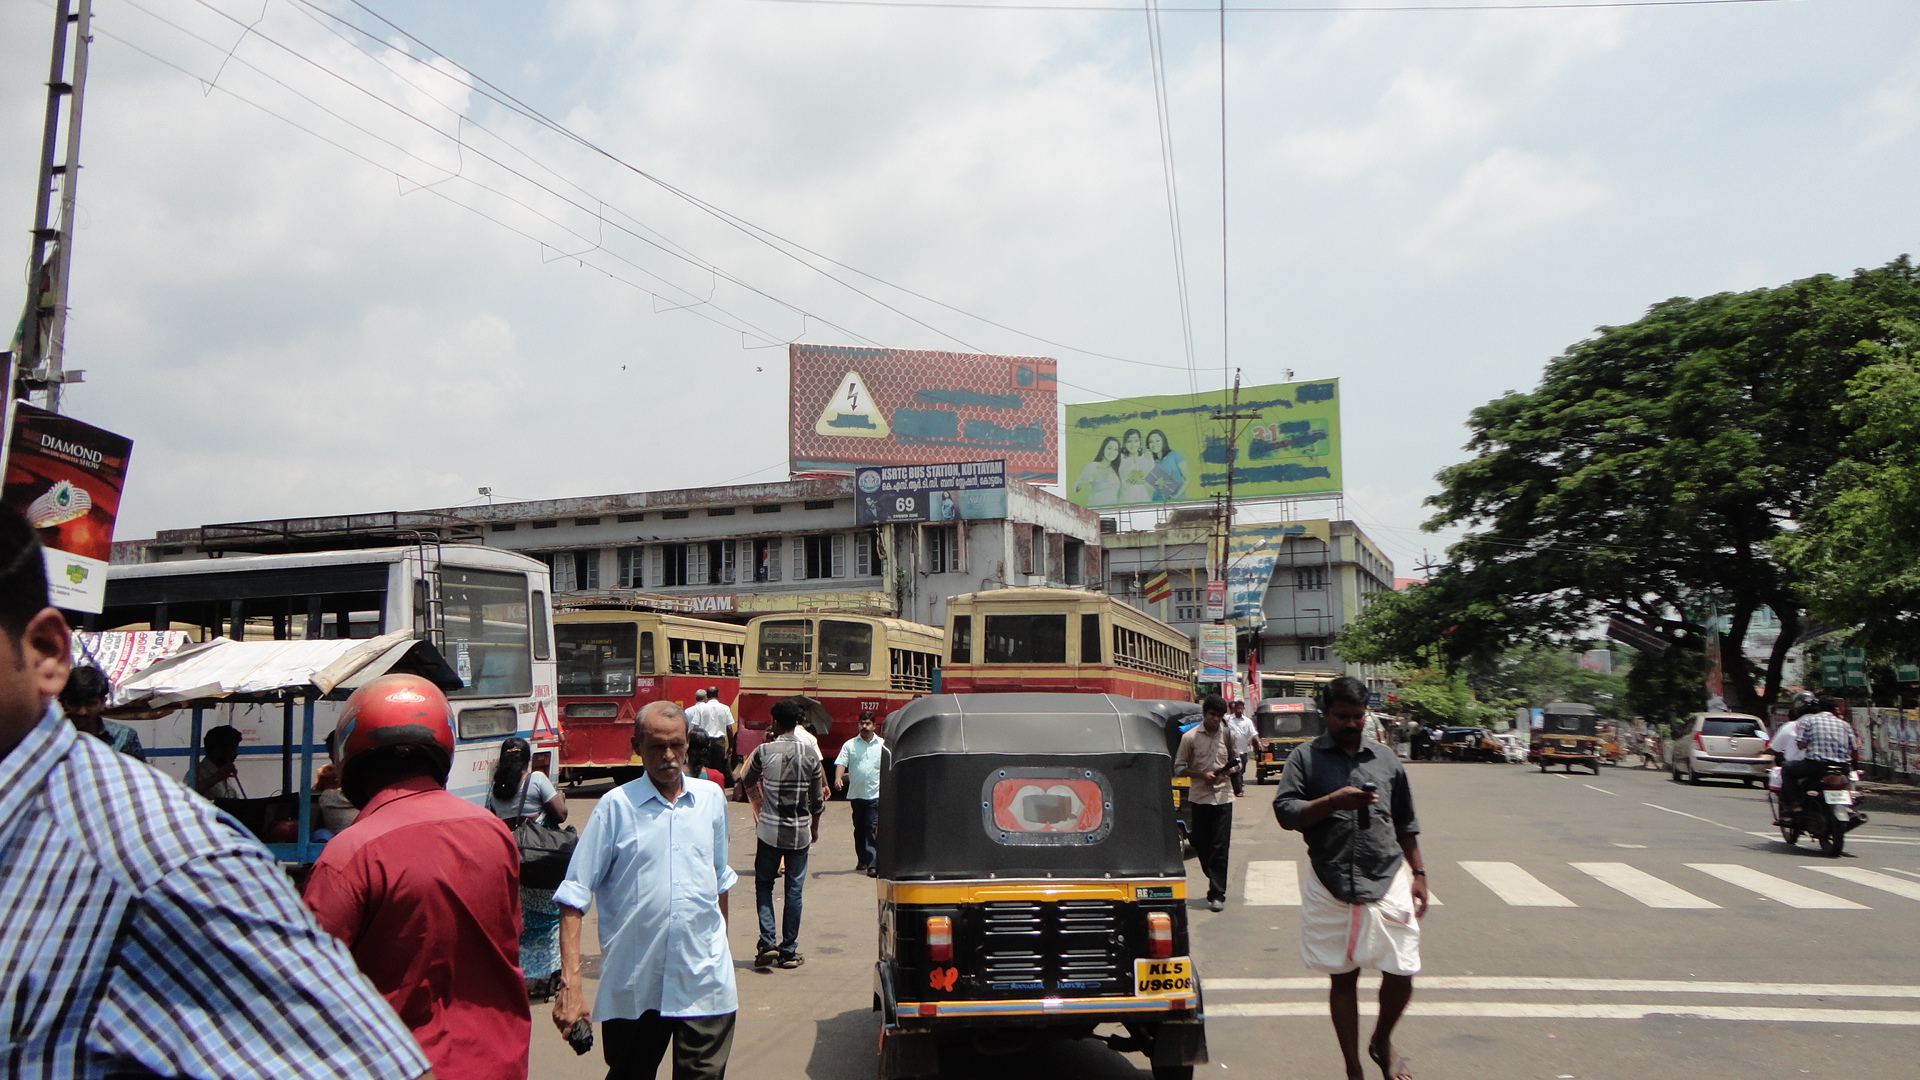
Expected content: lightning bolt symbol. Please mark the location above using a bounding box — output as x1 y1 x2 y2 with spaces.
847 382 860 410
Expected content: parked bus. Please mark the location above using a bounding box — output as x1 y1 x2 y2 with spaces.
97 545 557 806
736 613 944 765
940 588 1194 702
554 607 745 783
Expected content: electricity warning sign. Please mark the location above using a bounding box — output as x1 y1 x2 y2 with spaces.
788 344 1058 482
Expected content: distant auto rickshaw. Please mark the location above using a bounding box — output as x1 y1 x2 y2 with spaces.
1433 726 1503 762
1136 699 1204 851
873 694 1209 1080
1529 701 1603 774
1252 697 1323 783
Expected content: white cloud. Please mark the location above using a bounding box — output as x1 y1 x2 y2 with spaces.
1852 33 1920 150
1404 148 1609 270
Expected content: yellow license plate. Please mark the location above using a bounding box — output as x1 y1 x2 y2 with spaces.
1134 957 1193 997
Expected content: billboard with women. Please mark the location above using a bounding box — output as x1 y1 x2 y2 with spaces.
1062 379 1341 509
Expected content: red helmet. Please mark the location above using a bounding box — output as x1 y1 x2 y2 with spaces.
333 674 456 792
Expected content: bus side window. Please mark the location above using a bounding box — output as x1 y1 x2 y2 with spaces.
950 615 972 665
530 591 551 661
1081 613 1101 664
639 631 656 674
670 638 688 674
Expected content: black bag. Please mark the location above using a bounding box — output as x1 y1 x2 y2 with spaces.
514 817 578 890
502 772 577 890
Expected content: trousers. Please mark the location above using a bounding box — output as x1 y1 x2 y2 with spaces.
849 798 878 870
603 1011 736 1080
754 840 809 957
1190 801 1233 903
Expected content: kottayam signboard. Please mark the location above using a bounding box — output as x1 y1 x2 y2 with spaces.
789 344 1057 482
1063 379 1341 509
854 460 1008 525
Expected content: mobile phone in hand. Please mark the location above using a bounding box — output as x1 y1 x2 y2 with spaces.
567 1018 594 1055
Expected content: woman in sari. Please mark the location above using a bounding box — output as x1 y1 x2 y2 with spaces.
487 737 568 1001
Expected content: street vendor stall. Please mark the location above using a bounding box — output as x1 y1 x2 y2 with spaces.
110 630 461 863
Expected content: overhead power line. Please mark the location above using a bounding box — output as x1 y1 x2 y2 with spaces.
750 0 1797 11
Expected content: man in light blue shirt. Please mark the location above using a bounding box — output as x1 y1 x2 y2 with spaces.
553 700 737 1079
833 714 885 876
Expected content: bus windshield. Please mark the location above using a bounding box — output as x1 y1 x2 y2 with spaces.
557 624 637 696
819 620 873 674
440 568 531 698
983 613 1067 664
758 619 812 673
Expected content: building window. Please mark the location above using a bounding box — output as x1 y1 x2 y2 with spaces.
751 538 782 582
707 540 734 585
533 521 558 530
661 510 690 520
855 531 878 576
490 523 516 533
616 513 644 523
549 550 598 592
799 534 845 580
1062 540 1084 585
804 499 835 511
1174 605 1202 622
926 525 959 574
574 517 600 526
1299 637 1329 663
617 547 644 588
753 504 782 514
1295 566 1326 591
1174 588 1196 603
708 507 735 517
659 544 690 587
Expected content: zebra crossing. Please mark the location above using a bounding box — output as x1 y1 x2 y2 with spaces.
1237 858 1920 910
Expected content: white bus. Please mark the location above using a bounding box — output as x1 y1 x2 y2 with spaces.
97 545 558 805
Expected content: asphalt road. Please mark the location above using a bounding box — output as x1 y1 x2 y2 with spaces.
529 761 1920 1079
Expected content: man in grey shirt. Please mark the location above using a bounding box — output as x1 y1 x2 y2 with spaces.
1273 676 1427 1080
741 696 826 969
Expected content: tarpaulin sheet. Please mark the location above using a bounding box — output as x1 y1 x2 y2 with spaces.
115 630 419 706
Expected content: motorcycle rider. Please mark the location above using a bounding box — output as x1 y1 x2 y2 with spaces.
1779 692 1857 817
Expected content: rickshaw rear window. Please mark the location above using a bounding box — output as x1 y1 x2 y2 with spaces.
1548 714 1586 732
980 767 1114 847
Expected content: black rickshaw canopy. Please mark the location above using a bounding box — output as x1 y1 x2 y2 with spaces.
879 694 1185 881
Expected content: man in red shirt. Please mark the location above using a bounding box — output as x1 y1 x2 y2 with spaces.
305 674 531 1080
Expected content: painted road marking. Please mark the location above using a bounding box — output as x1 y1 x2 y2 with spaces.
1643 802 1741 831
1805 866 1920 903
1583 784 1617 796
1458 861 1576 907
1687 863 1868 909
1205 1002 1920 1025
1202 976 1920 998
1243 861 1300 906
1748 831 1920 847
1570 862 1719 909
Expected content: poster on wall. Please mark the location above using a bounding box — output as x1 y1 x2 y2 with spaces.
4 404 134 614
1198 625 1234 682
789 344 1057 482
854 460 1007 525
1063 379 1342 509
1221 520 1332 625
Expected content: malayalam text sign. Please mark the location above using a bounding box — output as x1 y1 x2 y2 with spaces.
1064 379 1341 509
4 404 133 613
789 344 1057 482
855 460 1007 525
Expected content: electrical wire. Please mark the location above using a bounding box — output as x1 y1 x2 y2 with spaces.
750 0 1798 11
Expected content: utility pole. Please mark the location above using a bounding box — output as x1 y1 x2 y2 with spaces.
1211 368 1258 588
8 0 94 428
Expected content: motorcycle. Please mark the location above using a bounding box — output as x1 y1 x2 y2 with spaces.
1767 763 1868 857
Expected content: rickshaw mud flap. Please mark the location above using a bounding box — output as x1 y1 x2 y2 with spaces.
1150 1017 1209 1067
877 1026 938 1080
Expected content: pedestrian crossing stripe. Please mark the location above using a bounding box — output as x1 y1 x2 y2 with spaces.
814 371 890 437
1235 860 1909 910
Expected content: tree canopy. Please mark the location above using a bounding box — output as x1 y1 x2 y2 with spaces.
1344 257 1920 716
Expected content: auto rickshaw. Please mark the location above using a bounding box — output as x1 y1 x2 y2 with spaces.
1252 697 1323 783
1136 699 1203 848
1529 701 1603 774
873 694 1209 1080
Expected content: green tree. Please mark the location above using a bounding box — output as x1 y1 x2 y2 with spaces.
1411 257 1920 715
1462 645 1632 721
1774 319 1920 659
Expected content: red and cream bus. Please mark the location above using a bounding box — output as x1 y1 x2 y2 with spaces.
554 609 745 783
736 613 944 765
940 587 1194 701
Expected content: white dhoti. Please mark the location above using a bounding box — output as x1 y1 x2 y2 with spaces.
1299 861 1422 976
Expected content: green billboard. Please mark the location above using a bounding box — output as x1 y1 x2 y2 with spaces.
1063 379 1342 509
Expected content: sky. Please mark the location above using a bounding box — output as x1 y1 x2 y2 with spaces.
3 0 1918 574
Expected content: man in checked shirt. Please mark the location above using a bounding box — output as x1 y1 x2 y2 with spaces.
0 507 431 1078
741 695 827 969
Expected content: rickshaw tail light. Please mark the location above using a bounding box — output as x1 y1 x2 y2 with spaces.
1146 912 1173 959
926 916 953 962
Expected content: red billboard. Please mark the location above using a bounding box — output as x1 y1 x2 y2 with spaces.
4 403 134 613
788 344 1058 483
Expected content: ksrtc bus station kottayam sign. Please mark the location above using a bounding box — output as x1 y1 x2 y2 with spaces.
1063 379 1341 510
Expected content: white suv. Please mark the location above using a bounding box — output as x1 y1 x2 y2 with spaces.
1669 712 1770 785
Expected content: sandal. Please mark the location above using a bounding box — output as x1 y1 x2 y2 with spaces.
1368 1041 1412 1080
